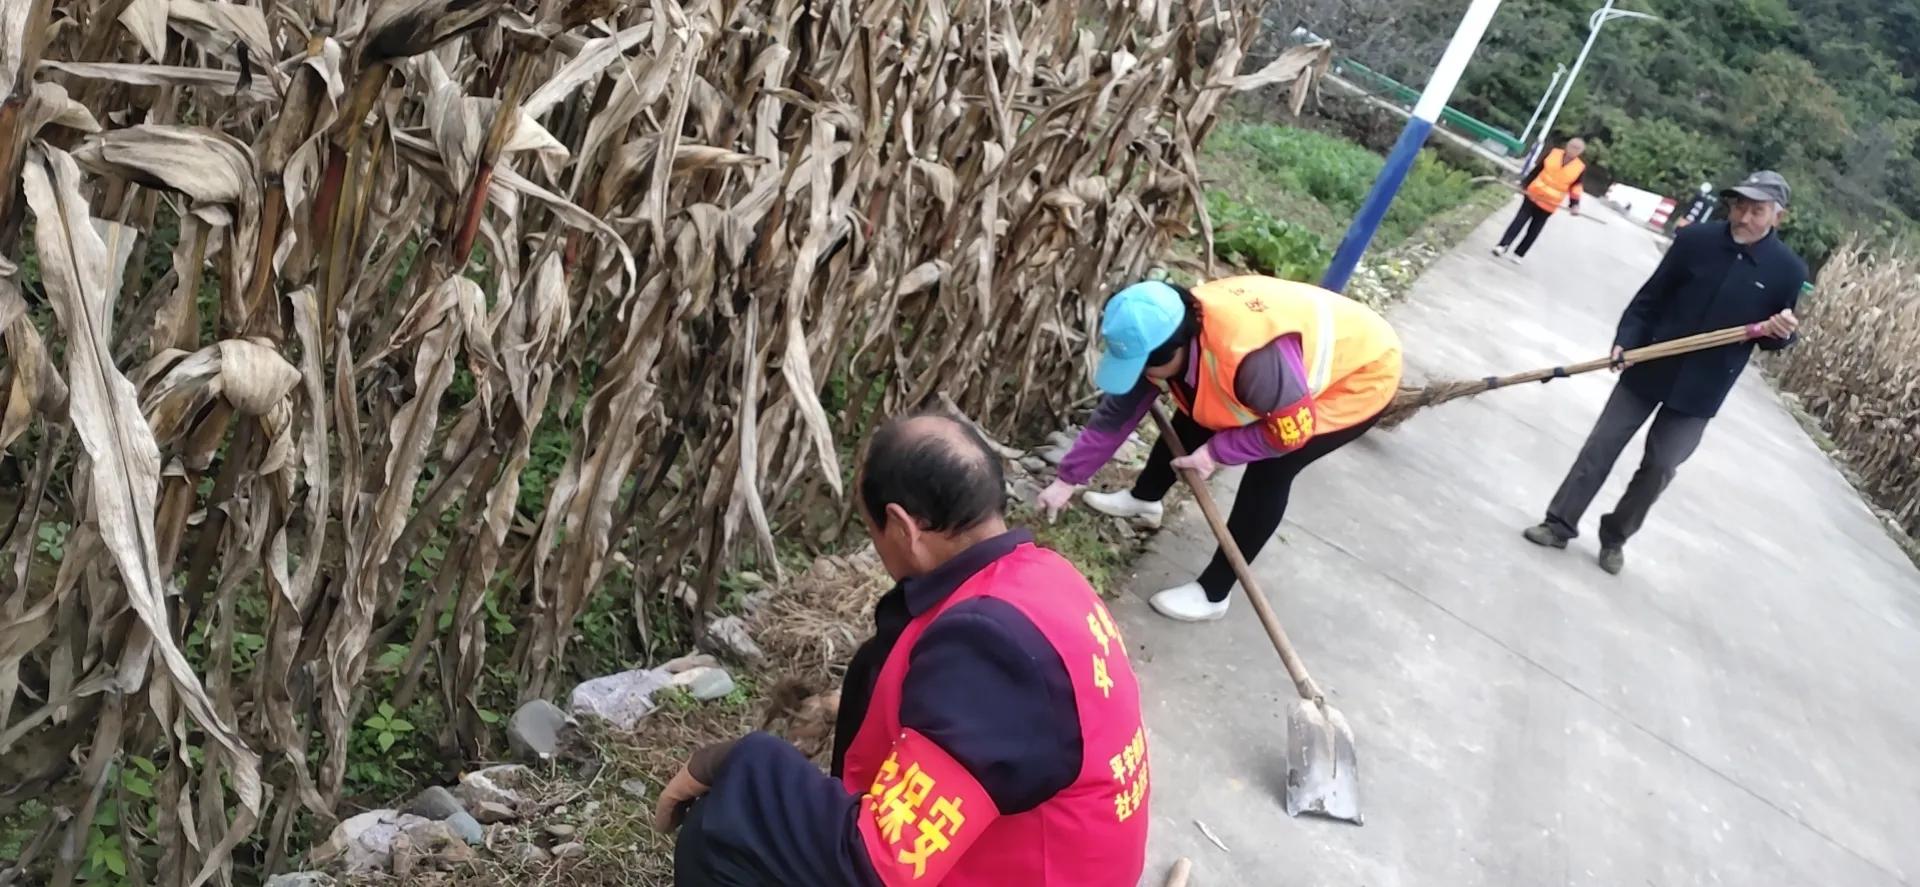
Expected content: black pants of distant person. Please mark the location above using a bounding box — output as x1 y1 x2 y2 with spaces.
1497 200 1554 256
1543 384 1709 549
1132 409 1376 602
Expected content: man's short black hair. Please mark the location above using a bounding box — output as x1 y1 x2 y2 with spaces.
859 411 1006 534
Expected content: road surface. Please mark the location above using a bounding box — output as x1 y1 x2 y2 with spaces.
1117 200 1920 886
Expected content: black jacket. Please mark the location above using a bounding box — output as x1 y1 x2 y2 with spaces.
1615 222 1807 417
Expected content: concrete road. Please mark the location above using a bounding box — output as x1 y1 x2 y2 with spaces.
1116 201 1920 886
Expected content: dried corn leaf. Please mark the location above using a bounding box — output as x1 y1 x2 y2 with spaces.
22 143 262 847
167 0 276 60
40 60 279 101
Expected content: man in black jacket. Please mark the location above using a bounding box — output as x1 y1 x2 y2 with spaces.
1522 171 1806 574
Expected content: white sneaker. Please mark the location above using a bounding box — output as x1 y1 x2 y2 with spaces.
1082 489 1164 528
1509 253 1526 265
1148 582 1230 622
1490 245 1507 258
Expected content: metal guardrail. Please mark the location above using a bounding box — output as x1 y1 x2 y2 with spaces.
1335 59 1525 156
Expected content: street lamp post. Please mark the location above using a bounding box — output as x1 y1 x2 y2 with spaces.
1528 0 1658 160
1518 64 1567 146
1319 0 1505 293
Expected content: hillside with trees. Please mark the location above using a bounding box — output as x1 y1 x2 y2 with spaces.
1283 0 1920 265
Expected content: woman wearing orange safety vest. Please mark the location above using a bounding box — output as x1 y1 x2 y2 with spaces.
1492 137 1587 265
1037 276 1402 622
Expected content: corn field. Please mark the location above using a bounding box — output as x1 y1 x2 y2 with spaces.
1771 239 1920 541
0 0 1327 881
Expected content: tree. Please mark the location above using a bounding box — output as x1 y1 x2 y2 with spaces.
1733 50 1853 169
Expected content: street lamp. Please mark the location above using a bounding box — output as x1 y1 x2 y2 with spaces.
1518 64 1567 146
1525 0 1659 167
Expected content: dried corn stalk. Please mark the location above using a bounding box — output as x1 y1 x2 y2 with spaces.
0 0 1326 880
1770 240 1920 539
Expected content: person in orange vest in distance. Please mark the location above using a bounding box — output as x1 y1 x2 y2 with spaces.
1492 137 1587 265
658 412 1150 885
1038 277 1402 622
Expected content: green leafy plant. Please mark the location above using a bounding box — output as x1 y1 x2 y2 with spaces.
363 702 415 753
36 520 71 562
1206 192 1332 281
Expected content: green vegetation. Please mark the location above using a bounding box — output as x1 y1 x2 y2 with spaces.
1343 0 1920 265
1197 120 1495 283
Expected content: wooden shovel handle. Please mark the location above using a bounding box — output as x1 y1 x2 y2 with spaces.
1148 404 1324 704
1165 858 1194 887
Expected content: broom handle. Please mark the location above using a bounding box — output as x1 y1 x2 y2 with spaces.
1480 324 1759 390
1148 404 1324 705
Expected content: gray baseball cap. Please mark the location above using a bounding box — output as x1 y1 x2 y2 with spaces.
1722 170 1790 207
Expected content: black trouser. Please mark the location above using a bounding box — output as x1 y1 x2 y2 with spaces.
1545 384 1710 548
1497 200 1554 256
1132 410 1376 602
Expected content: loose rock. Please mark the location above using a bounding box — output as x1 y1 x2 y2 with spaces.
511 843 552 866
545 823 577 839
265 874 334 887
569 667 674 730
703 615 765 663
508 698 571 760
472 800 517 824
401 785 465 821
445 810 485 845
309 809 405 874
456 764 534 809
619 778 651 800
389 834 420 879
401 818 475 868
551 841 588 860
660 652 719 674
671 665 736 701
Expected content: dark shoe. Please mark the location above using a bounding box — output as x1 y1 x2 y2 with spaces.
1598 547 1625 575
1522 523 1569 549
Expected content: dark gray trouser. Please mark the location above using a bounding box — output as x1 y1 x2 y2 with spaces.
1545 384 1710 548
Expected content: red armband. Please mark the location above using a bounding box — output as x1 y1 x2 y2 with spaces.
1260 397 1319 454
856 728 1001 885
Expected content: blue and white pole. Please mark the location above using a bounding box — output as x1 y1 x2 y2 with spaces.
1319 0 1504 293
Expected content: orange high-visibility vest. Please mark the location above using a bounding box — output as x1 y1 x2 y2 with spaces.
1525 148 1586 213
1170 276 1402 443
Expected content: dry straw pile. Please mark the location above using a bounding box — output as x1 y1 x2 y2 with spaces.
0 0 1326 880
1771 240 1920 540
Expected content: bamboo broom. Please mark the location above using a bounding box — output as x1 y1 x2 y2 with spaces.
1376 323 1763 428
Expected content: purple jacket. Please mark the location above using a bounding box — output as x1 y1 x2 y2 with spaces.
1058 332 1311 485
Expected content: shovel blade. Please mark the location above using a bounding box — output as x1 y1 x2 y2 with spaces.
1285 699 1363 824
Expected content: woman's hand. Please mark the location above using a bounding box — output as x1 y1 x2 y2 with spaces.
1037 479 1078 522
1170 443 1219 481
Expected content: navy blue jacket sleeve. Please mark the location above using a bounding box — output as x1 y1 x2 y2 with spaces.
673 598 1080 883
1616 226 1695 349
898 597 1081 814
1754 253 1808 352
674 731 881 887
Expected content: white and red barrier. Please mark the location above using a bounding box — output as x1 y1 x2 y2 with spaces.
1648 197 1676 230
1604 183 1679 231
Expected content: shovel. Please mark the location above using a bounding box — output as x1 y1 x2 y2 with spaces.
1148 404 1363 824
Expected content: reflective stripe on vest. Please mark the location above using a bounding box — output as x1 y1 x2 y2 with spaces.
1181 277 1333 432
1309 288 1336 392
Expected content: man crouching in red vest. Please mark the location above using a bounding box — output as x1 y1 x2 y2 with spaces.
655 411 1150 886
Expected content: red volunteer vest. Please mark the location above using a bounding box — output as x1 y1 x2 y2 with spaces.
843 544 1149 886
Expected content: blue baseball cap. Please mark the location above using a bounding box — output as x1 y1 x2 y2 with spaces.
1094 281 1186 395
